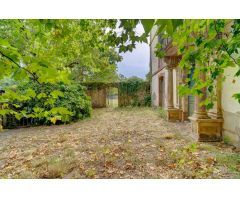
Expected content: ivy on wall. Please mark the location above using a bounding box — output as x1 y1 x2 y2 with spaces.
118 77 151 107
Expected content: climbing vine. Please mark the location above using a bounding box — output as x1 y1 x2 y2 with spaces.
171 19 240 108
118 77 151 107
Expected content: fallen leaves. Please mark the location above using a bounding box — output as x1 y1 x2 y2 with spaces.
25 155 33 161
0 108 239 178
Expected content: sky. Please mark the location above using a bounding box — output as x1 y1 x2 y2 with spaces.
117 24 150 79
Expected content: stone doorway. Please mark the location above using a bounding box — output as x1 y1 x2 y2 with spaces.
159 76 165 108
106 87 118 108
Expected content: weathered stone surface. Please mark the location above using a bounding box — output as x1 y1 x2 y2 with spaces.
167 108 182 122
189 117 223 142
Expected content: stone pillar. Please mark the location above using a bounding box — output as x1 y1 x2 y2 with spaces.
192 72 209 119
175 68 181 109
167 66 174 109
189 70 223 142
181 68 189 121
208 75 223 119
215 75 223 118
164 56 182 121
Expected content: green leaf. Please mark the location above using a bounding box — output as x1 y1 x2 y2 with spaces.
0 38 11 47
155 19 175 35
235 69 240 77
26 89 36 98
37 93 47 99
141 19 155 35
172 19 183 31
51 90 64 98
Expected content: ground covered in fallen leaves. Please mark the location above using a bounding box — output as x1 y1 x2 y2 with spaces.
0 107 240 178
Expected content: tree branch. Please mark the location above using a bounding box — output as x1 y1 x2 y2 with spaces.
0 50 41 85
213 19 239 67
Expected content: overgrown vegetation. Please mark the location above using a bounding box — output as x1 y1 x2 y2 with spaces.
1 81 92 126
0 19 121 125
118 76 151 107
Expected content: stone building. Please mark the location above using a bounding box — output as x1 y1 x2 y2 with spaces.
150 27 240 146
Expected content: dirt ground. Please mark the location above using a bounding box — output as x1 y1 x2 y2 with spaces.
0 107 240 178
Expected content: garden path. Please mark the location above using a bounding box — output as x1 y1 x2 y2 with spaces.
0 108 239 178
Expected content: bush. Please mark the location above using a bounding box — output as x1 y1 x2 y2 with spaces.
55 84 92 121
1 81 92 126
143 95 151 107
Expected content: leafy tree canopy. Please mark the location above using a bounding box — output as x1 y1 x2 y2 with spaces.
0 19 121 123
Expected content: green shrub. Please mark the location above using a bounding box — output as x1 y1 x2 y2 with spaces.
144 95 151 107
2 81 92 125
55 84 92 121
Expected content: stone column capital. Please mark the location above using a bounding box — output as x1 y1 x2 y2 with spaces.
164 56 181 69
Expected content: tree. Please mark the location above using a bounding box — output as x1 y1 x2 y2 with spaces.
0 19 121 123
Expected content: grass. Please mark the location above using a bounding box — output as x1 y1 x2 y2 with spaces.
158 107 167 120
216 152 240 175
223 135 232 145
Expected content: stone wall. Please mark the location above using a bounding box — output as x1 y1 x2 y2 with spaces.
150 26 159 75
86 88 107 108
118 82 150 107
151 69 168 108
222 67 240 146
222 111 240 146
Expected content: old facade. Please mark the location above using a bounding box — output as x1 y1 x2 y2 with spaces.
150 27 240 146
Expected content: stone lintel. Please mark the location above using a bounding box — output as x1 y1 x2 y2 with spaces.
189 117 223 142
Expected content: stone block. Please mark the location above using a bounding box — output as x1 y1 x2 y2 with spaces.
167 108 182 122
181 111 189 122
189 117 223 142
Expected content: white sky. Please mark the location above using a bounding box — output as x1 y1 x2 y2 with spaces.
117 24 150 79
